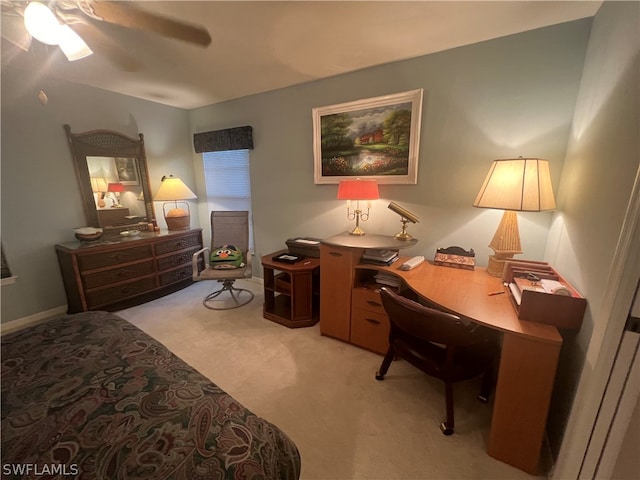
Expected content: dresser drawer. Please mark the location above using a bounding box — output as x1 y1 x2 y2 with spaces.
85 277 156 309
156 247 200 272
352 286 386 315
155 233 202 255
82 260 156 289
78 245 153 271
158 265 193 286
351 307 390 355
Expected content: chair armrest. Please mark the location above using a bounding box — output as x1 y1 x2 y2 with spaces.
192 247 210 280
244 249 253 278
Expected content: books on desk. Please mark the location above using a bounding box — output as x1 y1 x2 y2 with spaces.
361 249 399 265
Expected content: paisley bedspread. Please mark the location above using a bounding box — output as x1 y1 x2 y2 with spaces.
1 311 301 479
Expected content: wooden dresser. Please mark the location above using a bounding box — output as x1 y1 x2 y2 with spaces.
56 229 203 313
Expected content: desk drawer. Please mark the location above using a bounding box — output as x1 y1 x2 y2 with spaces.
351 307 389 355
78 245 153 271
352 286 386 316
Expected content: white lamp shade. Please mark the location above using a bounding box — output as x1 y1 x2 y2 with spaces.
473 158 556 212
154 176 197 201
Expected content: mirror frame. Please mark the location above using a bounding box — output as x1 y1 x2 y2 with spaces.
64 124 155 232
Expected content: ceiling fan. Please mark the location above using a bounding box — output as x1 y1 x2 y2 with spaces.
0 0 211 70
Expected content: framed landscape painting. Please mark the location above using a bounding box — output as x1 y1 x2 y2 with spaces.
313 89 423 184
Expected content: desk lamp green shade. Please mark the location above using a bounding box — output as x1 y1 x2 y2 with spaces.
154 175 197 230
337 179 379 236
473 157 556 276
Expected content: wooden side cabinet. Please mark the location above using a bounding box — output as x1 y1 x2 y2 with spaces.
261 251 320 328
56 229 203 313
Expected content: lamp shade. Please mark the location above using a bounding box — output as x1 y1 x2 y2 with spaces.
337 179 379 200
473 158 556 212
107 182 125 193
90 177 107 193
153 176 197 201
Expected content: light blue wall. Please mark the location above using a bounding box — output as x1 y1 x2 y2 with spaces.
2 19 592 327
545 0 640 464
189 20 591 276
1 70 193 322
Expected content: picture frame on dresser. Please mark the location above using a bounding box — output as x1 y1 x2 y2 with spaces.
312 89 423 185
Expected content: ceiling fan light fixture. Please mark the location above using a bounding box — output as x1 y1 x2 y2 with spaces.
59 25 93 61
23 1 62 46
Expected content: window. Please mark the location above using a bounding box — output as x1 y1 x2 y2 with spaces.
202 149 253 245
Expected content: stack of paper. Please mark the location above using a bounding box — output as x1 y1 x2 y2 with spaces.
374 272 401 288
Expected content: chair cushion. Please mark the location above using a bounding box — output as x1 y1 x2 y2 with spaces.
210 244 245 269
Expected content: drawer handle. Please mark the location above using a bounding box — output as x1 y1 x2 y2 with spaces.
329 252 343 257
366 300 382 308
365 318 381 325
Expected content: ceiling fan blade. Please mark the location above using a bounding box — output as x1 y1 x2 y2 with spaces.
69 23 140 71
90 1 212 47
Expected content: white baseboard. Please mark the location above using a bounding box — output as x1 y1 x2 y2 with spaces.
1 305 68 335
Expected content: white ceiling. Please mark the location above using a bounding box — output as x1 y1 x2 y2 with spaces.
1 1 602 110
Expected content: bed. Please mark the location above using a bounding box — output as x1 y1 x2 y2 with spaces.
1 311 301 479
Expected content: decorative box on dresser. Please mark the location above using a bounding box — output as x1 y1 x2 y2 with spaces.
56 229 203 313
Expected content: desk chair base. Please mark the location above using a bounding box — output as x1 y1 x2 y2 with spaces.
203 280 255 310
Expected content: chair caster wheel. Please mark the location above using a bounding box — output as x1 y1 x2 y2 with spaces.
440 422 453 435
375 371 385 381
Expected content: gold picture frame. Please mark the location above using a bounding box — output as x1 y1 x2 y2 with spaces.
313 89 423 184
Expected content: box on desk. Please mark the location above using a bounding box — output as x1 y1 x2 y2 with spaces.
286 237 321 258
502 260 587 330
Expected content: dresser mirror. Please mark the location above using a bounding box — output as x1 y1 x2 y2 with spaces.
64 125 155 235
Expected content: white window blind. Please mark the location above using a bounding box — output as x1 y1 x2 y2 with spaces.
202 149 253 244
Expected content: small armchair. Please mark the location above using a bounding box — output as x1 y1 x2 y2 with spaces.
192 211 254 310
375 287 499 435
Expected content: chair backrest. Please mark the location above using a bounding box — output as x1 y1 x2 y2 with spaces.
210 211 249 254
379 287 481 348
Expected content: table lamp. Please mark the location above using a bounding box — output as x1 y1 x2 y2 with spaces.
91 177 108 208
153 175 197 231
337 179 379 236
107 182 125 208
473 157 556 276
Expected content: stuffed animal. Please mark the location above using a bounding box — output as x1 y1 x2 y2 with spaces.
210 244 244 269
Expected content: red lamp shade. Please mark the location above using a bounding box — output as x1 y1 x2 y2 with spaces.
337 179 379 200
107 182 125 192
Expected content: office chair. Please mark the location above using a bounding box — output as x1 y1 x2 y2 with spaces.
375 287 499 435
192 211 254 310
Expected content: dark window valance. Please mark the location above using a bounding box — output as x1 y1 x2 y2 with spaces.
193 126 253 153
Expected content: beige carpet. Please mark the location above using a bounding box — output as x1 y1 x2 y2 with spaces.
118 280 546 480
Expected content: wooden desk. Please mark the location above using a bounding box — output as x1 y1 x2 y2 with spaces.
319 234 562 475
368 258 561 474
